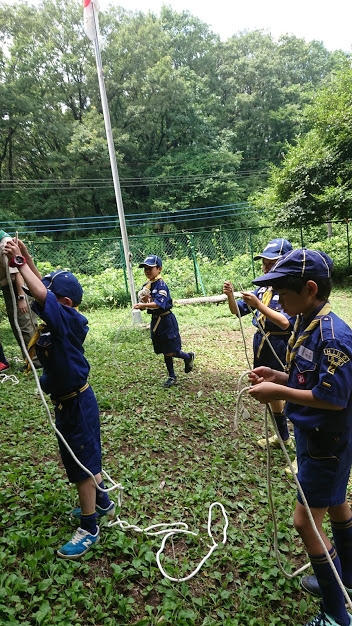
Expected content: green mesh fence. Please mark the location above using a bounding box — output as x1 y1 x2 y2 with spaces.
22 222 351 303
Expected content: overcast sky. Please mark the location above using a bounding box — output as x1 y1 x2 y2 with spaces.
98 0 352 52
5 0 351 52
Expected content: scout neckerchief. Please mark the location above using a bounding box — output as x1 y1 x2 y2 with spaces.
285 301 332 373
24 322 47 374
144 275 162 292
256 287 273 327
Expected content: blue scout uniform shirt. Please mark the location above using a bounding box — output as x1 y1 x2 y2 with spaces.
32 291 90 397
236 286 295 367
286 309 352 433
144 277 181 351
146 277 173 312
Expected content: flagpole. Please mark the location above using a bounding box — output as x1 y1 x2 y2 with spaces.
83 0 142 324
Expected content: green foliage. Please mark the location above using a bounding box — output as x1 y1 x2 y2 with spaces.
0 225 346 315
0 0 348 230
4 294 346 624
252 65 352 227
214 31 344 174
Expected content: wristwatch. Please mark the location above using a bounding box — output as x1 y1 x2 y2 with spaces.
17 295 26 301
9 255 27 268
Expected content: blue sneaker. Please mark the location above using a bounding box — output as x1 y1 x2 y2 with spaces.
57 526 100 560
70 500 116 521
305 611 352 626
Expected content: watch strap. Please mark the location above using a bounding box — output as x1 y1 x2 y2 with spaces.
9 255 27 268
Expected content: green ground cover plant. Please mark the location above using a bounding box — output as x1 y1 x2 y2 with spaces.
2 290 352 625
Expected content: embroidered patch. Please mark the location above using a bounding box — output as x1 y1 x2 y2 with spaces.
159 290 167 297
323 348 350 375
297 373 306 385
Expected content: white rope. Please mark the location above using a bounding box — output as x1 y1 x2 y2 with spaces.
0 372 19 384
109 501 228 582
232 296 252 369
233 370 253 433
3 253 228 582
235 382 352 610
238 282 286 370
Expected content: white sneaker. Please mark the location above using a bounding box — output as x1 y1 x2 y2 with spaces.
285 457 298 475
257 434 294 450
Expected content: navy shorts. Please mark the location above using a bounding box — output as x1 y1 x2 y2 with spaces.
54 386 102 483
151 311 182 355
295 427 352 508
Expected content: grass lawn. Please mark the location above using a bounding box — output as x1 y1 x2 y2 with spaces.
1 288 352 626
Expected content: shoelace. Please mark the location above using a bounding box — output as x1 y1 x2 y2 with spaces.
71 529 88 544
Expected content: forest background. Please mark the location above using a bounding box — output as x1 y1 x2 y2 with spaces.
1 0 352 242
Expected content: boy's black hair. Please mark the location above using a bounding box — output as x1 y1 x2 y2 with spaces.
55 293 80 308
272 275 332 300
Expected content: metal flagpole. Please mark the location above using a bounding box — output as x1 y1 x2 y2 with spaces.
83 0 142 324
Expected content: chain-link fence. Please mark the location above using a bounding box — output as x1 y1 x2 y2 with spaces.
14 221 351 306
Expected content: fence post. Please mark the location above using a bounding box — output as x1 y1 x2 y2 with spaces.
300 227 304 248
189 234 206 296
119 240 129 295
249 231 255 278
347 221 351 267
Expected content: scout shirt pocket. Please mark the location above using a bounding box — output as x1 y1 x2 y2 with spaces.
293 347 317 386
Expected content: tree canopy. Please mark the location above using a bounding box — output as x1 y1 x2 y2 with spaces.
0 0 348 233
252 65 352 227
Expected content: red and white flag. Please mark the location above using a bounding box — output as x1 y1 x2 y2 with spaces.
83 0 100 42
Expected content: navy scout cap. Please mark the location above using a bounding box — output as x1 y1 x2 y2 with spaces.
138 255 162 268
252 248 333 287
41 270 83 304
253 238 293 261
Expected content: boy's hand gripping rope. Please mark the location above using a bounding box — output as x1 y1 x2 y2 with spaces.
235 375 352 610
237 283 285 371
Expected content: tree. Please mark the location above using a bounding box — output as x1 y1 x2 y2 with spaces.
0 0 93 221
0 0 349 231
252 66 352 227
213 31 347 175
